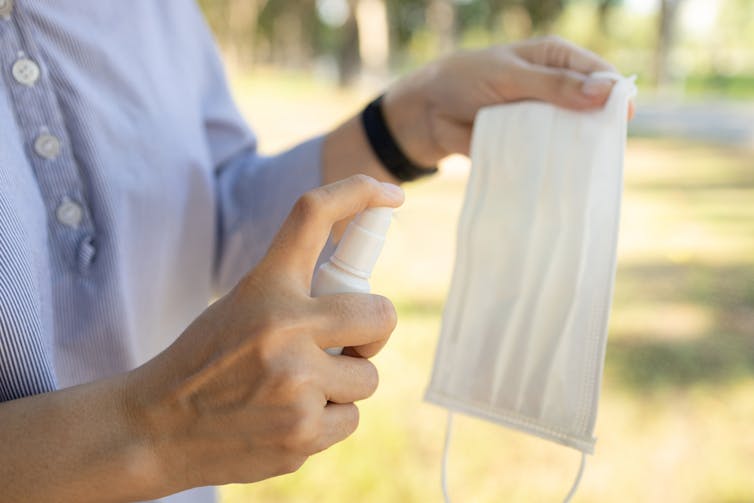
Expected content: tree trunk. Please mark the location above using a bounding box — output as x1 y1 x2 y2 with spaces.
337 2 361 87
654 0 683 88
354 0 390 78
272 4 311 69
590 0 619 53
427 0 457 55
596 0 612 33
523 0 564 33
227 0 268 69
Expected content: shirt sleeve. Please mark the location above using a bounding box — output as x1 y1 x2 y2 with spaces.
213 138 324 294
191 4 325 295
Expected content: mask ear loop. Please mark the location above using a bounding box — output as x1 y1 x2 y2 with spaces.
441 411 454 503
441 410 587 503
562 452 587 503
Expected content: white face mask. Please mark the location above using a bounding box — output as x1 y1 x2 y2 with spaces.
425 73 637 501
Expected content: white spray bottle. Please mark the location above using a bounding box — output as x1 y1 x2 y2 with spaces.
311 207 393 355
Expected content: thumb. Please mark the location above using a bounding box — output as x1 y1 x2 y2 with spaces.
260 175 404 289
514 63 614 110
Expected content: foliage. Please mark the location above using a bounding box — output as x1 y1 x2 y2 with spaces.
199 0 754 94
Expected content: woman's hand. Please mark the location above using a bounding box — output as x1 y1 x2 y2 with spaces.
0 176 403 503
126 176 404 492
383 36 633 166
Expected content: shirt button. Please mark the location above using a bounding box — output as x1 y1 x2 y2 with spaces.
34 133 61 160
56 197 83 229
12 58 40 86
34 133 60 159
0 0 13 17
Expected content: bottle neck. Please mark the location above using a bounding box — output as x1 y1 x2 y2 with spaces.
331 222 386 278
329 255 371 279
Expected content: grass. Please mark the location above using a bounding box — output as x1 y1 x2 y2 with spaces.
221 72 754 503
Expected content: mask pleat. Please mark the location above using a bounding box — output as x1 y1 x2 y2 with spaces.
463 107 551 405
430 112 494 393
526 116 596 427
492 106 563 412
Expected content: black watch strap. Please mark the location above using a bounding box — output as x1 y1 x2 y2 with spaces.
361 95 438 182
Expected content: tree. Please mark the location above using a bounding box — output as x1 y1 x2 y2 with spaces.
595 0 621 33
654 0 683 87
228 0 269 67
427 0 457 55
354 0 391 78
337 1 361 86
522 0 565 32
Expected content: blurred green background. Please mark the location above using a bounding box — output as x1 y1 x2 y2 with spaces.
198 1 754 501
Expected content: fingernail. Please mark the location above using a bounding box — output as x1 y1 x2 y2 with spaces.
581 77 614 97
381 182 404 202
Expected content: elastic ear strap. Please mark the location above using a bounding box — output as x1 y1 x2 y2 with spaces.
441 411 454 503
441 411 586 503
563 452 587 503
440 410 586 503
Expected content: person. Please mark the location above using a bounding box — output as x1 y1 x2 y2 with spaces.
0 2 629 502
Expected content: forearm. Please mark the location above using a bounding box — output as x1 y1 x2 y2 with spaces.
0 374 163 503
321 114 399 186
320 69 439 186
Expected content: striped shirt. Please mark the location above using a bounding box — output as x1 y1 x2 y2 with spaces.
0 2 322 501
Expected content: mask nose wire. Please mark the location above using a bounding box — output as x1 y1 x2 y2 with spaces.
441 411 454 503
440 410 587 503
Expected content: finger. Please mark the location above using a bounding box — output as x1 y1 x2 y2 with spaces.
329 218 349 244
319 354 379 404
513 63 613 110
263 175 404 287
513 36 616 74
311 292 397 351
308 403 359 454
341 341 388 360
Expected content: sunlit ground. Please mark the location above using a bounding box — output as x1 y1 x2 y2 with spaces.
221 69 754 503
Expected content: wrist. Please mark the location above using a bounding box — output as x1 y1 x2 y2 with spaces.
382 66 444 167
322 114 396 185
321 66 443 186
361 96 438 182
120 368 185 496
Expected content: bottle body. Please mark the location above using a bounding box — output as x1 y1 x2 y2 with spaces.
312 262 370 355
311 261 371 297
310 207 393 355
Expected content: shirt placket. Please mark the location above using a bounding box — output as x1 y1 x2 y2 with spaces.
0 1 97 274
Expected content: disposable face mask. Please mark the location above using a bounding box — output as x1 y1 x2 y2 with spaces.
425 73 637 502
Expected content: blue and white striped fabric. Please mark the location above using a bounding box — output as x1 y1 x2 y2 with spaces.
0 2 322 501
